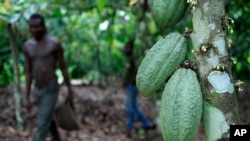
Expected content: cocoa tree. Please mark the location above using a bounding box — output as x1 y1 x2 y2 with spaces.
139 0 241 140
189 0 240 140
7 23 24 131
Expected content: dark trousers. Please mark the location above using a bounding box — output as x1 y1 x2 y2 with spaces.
125 84 151 130
33 79 60 141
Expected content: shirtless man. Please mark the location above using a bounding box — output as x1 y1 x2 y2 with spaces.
23 13 72 141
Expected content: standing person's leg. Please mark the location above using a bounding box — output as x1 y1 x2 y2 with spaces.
33 80 59 141
125 85 135 130
49 119 61 141
132 85 152 129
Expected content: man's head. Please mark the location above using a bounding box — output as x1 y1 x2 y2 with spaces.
28 13 46 40
124 40 134 56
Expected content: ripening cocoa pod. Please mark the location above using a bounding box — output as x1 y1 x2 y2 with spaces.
153 0 188 28
160 68 203 141
136 32 187 97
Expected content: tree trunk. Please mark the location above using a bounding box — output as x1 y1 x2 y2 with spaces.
7 23 24 131
190 0 240 140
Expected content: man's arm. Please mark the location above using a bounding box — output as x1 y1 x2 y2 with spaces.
55 42 73 99
23 45 33 110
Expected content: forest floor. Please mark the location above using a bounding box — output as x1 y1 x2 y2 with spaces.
0 81 249 141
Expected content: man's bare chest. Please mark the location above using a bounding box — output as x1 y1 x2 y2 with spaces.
27 44 56 59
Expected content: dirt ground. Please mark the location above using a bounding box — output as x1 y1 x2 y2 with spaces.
0 82 249 141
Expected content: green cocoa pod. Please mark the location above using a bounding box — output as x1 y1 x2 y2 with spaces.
153 0 188 28
160 68 202 141
136 32 187 97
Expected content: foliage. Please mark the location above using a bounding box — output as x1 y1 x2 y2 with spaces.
0 0 249 85
227 1 250 81
0 0 140 84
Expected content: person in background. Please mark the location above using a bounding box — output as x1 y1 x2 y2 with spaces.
23 13 73 141
123 39 156 136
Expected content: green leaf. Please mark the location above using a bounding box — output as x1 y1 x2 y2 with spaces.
54 8 62 18
0 54 10 61
0 13 9 23
9 13 21 23
96 0 107 12
247 56 250 64
0 46 11 52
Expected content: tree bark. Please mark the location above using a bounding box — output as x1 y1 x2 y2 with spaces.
7 23 24 131
190 0 240 140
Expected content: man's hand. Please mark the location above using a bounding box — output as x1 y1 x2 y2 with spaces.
67 87 74 100
66 87 74 108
